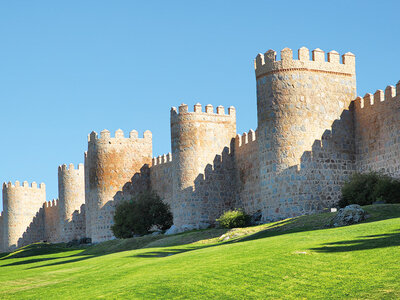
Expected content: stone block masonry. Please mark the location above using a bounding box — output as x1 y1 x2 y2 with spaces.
85 129 152 243
234 129 261 215
150 153 173 207
58 163 85 242
0 46 399 251
1 163 87 251
354 83 400 176
2 181 46 252
0 212 3 251
255 47 357 221
170 103 236 228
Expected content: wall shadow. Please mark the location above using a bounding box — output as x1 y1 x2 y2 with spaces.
17 207 45 248
310 230 400 253
132 248 195 258
1 257 62 267
171 145 238 228
16 203 87 249
256 106 356 222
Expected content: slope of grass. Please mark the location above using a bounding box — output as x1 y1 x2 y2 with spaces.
1 204 400 299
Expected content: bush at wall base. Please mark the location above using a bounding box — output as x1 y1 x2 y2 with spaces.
216 209 250 229
339 172 400 207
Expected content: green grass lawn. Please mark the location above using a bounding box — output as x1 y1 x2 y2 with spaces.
1 204 400 299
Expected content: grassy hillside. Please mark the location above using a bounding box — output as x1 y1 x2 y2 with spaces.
1 204 400 299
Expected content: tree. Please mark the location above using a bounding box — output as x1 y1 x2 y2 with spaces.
111 191 173 238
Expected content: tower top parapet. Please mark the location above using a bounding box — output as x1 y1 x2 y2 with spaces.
170 103 236 119
88 129 152 143
254 47 356 78
3 180 45 190
58 163 84 172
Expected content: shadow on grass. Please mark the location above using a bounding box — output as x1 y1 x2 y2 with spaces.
310 230 400 253
5 204 400 268
131 243 223 258
27 256 95 270
133 248 194 258
0 257 64 267
0 243 76 260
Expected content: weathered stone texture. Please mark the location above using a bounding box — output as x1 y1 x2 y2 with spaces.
85 129 152 243
170 104 236 227
0 212 3 252
2 181 46 252
17 207 45 248
234 130 261 215
43 199 60 242
58 163 86 242
255 47 357 221
354 84 400 176
150 154 173 207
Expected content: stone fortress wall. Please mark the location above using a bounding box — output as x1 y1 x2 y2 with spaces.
0 212 3 251
234 129 261 216
2 181 46 251
150 153 173 207
170 103 237 228
85 129 152 243
2 164 87 252
354 84 400 175
254 47 357 220
43 199 59 243
1 46 400 251
58 163 85 242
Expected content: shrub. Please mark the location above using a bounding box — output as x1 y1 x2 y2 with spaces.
216 209 250 228
339 172 400 207
111 191 173 238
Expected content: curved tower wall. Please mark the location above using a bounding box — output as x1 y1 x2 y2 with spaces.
0 212 3 252
170 103 236 227
85 129 152 243
58 163 85 242
2 181 46 252
255 47 357 220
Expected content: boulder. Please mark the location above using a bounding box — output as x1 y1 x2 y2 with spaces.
331 204 368 227
164 225 180 235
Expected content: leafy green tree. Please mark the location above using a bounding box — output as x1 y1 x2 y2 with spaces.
111 191 173 238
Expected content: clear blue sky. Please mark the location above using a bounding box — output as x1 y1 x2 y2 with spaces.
0 1 399 210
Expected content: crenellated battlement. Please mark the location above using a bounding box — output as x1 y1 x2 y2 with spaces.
44 199 59 208
3 181 46 190
58 163 84 172
152 153 172 167
88 129 152 143
170 103 236 117
353 81 400 110
235 129 256 148
255 47 356 78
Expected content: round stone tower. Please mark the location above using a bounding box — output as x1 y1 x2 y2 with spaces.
2 181 46 251
85 129 152 243
170 103 236 228
58 163 85 242
254 47 357 220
